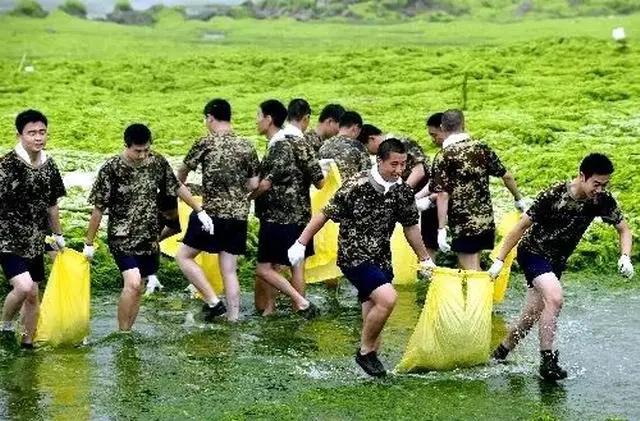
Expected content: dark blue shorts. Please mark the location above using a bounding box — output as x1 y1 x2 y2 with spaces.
340 262 394 303
451 230 495 254
112 253 159 278
182 211 248 256
420 207 439 250
257 221 314 266
517 248 565 288
0 253 45 283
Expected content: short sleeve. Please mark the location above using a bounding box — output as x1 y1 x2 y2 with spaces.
395 187 419 227
598 193 624 225
183 139 206 171
161 157 180 197
322 182 352 223
47 160 67 206
89 163 112 211
481 143 507 177
430 154 447 193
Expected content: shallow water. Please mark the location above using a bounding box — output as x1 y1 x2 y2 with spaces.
0 277 637 420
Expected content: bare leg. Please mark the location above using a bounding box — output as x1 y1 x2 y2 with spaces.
256 263 309 311
219 252 240 322
118 269 143 331
360 284 397 354
176 244 219 304
2 273 34 325
290 264 305 298
502 287 545 350
534 274 564 351
20 282 40 345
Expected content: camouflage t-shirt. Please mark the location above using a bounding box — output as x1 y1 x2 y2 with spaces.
318 135 371 181
323 170 419 273
431 139 506 238
255 135 323 225
0 151 66 258
89 152 180 255
398 137 428 181
304 130 323 155
183 132 260 221
520 182 624 265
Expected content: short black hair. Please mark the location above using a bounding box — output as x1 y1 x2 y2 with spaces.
339 111 363 129
287 98 311 122
124 123 152 147
357 124 382 144
15 109 48 134
441 109 465 132
580 153 614 179
426 112 443 128
260 99 288 129
377 138 406 160
318 104 345 123
203 98 231 122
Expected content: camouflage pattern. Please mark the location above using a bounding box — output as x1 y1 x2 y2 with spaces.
183 132 260 220
89 151 180 255
256 135 323 225
398 137 428 181
323 170 419 273
318 135 371 181
0 151 66 258
304 129 323 155
431 139 506 238
520 182 623 265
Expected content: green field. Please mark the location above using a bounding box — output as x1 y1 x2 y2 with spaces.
1 10 639 289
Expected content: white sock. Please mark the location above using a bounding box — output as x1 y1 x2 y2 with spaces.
3 321 13 331
299 300 310 310
207 297 220 307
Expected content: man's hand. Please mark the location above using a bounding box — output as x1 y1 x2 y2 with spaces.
488 259 504 279
83 243 95 261
197 210 214 235
288 240 307 267
418 258 436 276
52 233 65 250
618 254 635 278
319 159 335 177
415 197 433 211
515 198 529 213
437 228 451 253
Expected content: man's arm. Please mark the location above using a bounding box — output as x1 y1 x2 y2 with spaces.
246 175 260 192
247 178 272 200
405 165 425 190
436 191 449 229
85 207 103 245
48 204 62 235
616 220 633 256
176 184 203 212
502 170 523 200
297 213 329 246
177 164 191 184
495 213 533 261
403 224 431 261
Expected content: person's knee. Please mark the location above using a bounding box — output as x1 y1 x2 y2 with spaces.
176 245 197 264
256 263 271 279
372 285 397 311
123 272 143 295
545 291 563 311
12 276 35 298
25 284 39 304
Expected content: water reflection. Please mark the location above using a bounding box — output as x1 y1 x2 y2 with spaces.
0 354 43 420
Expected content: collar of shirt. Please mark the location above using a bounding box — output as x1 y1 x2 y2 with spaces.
369 163 402 195
442 132 471 149
268 129 288 148
282 123 304 139
15 143 47 167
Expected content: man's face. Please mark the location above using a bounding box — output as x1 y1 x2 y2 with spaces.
126 142 151 164
377 151 407 182
18 121 47 154
366 134 385 155
256 110 270 135
427 124 445 146
580 173 610 198
346 124 362 139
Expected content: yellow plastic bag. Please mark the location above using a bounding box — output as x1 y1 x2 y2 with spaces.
159 196 224 295
391 224 418 285
305 163 343 283
490 211 521 304
35 249 91 347
395 267 493 372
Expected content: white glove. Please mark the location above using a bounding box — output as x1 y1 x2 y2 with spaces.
515 198 528 213
415 197 433 211
319 159 334 177
618 255 634 278
145 274 164 295
488 259 504 279
288 240 307 267
418 258 436 276
53 233 65 250
83 243 95 261
197 210 214 235
437 228 451 253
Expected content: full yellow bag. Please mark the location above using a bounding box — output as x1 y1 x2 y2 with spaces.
395 267 493 372
490 211 521 304
305 163 343 283
159 196 224 295
35 249 91 347
391 224 418 285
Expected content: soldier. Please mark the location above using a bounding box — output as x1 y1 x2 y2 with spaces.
249 99 324 317
431 109 527 270
175 99 260 322
318 111 370 181
289 138 435 377
304 104 345 154
83 123 213 331
489 153 634 381
0 109 66 349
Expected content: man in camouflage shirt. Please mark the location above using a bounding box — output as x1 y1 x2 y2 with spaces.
84 123 213 331
431 109 526 270
304 103 345 154
289 138 435 377
318 111 370 181
0 110 66 349
488 153 634 381
175 99 260 322
249 99 324 317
